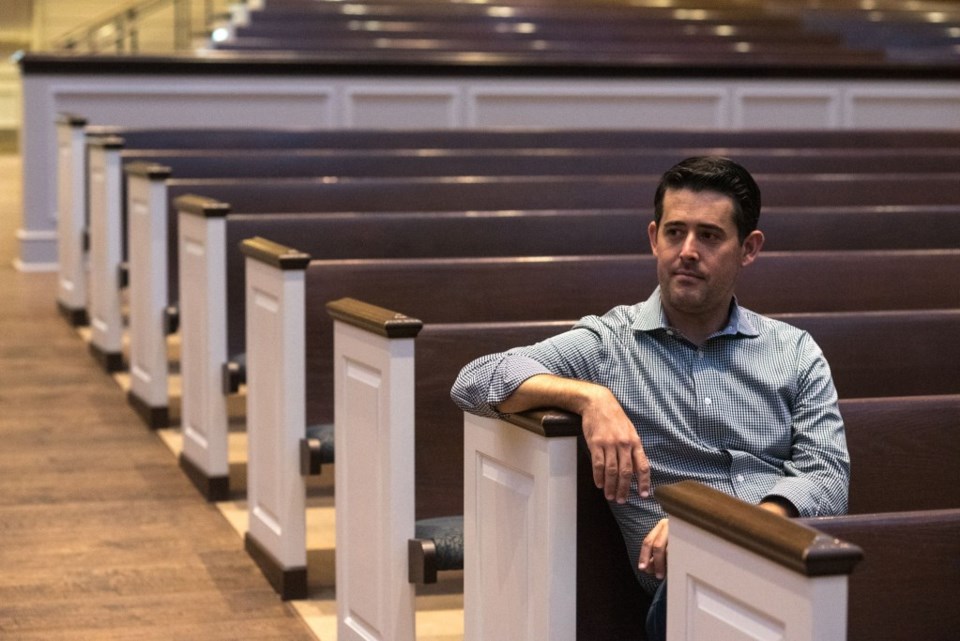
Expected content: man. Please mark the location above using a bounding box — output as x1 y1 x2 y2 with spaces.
450 156 850 641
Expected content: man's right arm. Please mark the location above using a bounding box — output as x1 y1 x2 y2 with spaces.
452 328 651 503
497 373 651 502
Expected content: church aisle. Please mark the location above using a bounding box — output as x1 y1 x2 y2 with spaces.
0 153 318 639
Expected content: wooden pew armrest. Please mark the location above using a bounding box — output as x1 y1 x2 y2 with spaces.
326 296 423 338
221 359 244 395
658 480 863 576
408 539 438 585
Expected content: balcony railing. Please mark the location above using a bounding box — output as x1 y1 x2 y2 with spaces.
52 0 232 53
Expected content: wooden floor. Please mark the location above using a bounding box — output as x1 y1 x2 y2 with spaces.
0 147 464 640
0 150 319 640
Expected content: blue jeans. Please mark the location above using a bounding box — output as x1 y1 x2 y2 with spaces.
645 580 667 641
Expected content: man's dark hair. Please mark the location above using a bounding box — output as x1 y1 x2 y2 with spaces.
653 156 761 243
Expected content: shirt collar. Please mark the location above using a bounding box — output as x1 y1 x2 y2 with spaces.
632 286 760 339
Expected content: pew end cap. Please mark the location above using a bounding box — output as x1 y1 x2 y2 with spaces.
56 112 87 127
86 133 125 149
326 297 423 338
658 480 863 577
174 193 231 219
240 236 311 269
123 160 173 180
503 408 582 438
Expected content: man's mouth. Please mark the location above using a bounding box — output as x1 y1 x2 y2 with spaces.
673 270 704 281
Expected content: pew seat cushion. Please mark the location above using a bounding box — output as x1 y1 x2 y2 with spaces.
415 515 464 572
305 423 335 464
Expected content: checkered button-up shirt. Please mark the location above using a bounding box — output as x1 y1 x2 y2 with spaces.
452 287 850 594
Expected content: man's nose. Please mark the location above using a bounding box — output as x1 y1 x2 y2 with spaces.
679 233 699 260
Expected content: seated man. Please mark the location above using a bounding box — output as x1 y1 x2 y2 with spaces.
451 156 850 641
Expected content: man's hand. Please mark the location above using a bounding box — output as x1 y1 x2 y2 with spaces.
496 374 650 502
579 385 651 502
634 499 794 583
639 517 668 580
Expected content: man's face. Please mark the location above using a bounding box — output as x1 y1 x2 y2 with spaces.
648 188 762 323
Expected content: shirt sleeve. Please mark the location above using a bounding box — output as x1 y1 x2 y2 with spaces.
764 332 851 517
450 321 611 418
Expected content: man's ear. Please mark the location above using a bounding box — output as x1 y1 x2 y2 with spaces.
647 221 659 255
740 230 765 267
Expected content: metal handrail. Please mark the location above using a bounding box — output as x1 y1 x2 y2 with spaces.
52 0 226 53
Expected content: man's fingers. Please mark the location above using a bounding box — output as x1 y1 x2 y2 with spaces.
638 518 669 579
633 445 651 499
614 444 634 503
604 447 620 501
592 449 607 491
593 441 651 503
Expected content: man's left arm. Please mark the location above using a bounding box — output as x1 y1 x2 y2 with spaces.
764 334 851 518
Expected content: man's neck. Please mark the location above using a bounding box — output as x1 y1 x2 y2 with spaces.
662 303 733 347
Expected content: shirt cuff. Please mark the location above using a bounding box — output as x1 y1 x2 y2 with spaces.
763 477 823 518
487 354 553 412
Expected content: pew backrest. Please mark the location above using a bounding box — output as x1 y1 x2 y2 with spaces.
840 394 960 513
804 508 960 641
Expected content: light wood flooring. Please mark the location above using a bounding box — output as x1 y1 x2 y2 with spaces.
0 147 464 640
0 154 320 639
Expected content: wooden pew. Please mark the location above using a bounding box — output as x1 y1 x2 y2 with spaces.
177 207 647 499
103 144 960 374
462 427 960 640
173 195 960 500
211 32 885 63
53 117 960 326
838 395 960 514
328 300 957 640
155 165 947 423
464 400 960 640
240 236 959 600
231 242 959 452
143 174 653 429
656 481 864 641
803 508 960 641
230 16 849 45
125 148 960 316
87 139 960 359
128 167 960 417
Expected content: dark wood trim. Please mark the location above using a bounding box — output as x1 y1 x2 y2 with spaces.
244 533 309 601
178 453 231 502
123 161 173 180
221 360 244 395
504 409 581 438
17 51 960 80
57 300 88 327
408 538 438 585
657 480 863 577
87 342 124 373
239 237 312 270
299 438 324 476
86 134 125 150
325 297 423 338
126 390 170 429
55 112 87 127
173 194 232 219
163 305 179 336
